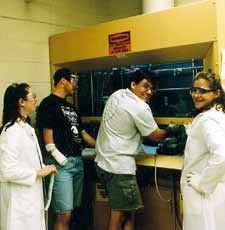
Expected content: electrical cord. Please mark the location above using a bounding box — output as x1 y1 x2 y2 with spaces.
172 174 182 229
44 174 55 211
154 155 183 229
154 155 171 203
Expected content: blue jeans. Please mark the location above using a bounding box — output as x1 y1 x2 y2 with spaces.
46 156 84 214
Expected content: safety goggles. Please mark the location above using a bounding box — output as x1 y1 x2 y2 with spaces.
189 87 214 95
66 74 79 86
70 74 79 81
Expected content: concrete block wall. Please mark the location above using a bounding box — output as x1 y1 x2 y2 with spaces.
0 0 110 120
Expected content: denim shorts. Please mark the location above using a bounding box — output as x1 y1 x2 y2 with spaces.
45 156 84 214
96 165 143 211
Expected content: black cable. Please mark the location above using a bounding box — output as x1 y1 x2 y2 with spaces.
172 173 182 229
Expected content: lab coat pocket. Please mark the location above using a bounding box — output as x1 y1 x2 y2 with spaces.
182 185 202 215
13 185 35 216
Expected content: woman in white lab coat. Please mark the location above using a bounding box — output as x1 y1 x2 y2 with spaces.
0 83 56 230
181 72 225 230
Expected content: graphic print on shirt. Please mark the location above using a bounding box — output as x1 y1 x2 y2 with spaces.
61 106 82 143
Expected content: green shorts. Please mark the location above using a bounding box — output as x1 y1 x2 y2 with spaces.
96 165 143 211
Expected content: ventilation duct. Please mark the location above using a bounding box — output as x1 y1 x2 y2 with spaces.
142 0 174 13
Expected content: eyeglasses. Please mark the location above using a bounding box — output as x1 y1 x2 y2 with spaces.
189 87 214 95
70 74 79 82
26 92 37 100
66 74 79 86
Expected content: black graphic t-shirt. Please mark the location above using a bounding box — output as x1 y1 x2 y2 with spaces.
36 94 84 157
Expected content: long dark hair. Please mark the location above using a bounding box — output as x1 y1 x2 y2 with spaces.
1 83 30 133
193 71 225 113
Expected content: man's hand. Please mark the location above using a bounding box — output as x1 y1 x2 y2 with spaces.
46 144 68 166
166 124 185 136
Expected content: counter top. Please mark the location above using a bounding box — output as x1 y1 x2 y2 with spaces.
82 148 183 170
136 154 183 170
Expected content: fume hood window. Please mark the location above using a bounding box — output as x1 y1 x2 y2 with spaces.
150 89 194 117
149 59 203 117
77 59 203 117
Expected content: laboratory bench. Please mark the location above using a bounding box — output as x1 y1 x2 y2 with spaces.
80 151 183 230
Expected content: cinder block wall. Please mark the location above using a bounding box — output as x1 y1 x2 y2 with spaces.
0 0 109 119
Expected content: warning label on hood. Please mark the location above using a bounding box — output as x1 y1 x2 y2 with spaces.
108 31 131 55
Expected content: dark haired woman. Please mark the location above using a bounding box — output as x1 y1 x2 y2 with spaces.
0 83 56 230
181 72 225 230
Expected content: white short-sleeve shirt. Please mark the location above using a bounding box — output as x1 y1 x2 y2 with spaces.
95 89 158 175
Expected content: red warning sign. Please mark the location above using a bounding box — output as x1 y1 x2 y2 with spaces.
108 31 131 55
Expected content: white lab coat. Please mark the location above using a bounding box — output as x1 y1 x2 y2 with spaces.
0 121 46 230
181 107 225 230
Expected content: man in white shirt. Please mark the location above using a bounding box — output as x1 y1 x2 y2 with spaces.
95 69 172 230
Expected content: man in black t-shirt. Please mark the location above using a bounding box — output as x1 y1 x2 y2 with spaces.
36 68 95 230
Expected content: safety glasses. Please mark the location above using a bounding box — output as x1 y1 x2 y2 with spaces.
70 74 79 82
66 74 79 86
189 87 214 95
26 92 37 100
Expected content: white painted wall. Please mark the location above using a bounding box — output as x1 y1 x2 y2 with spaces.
0 0 109 119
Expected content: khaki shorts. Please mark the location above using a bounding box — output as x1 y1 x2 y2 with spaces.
96 165 143 211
